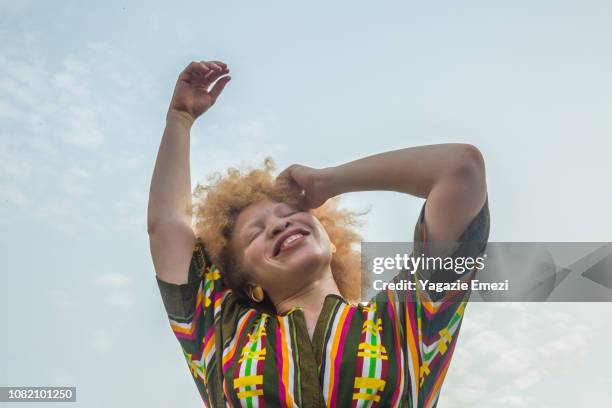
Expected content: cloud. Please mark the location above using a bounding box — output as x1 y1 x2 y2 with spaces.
90 329 113 351
0 34 157 234
0 100 20 120
61 165 93 198
492 394 535 407
93 273 135 310
112 188 148 234
0 34 280 240
51 289 77 309
93 273 132 287
107 290 134 310
441 303 602 407
59 106 104 149
0 183 32 208
0 0 35 17
100 155 147 175
190 107 285 184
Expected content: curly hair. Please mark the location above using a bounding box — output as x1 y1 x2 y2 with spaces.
191 158 365 310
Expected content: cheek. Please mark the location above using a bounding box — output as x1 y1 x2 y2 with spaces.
313 224 331 245
242 241 266 271
299 215 328 241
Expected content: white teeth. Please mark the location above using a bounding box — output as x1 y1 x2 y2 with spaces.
281 233 304 250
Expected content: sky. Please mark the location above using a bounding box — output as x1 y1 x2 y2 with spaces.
1 0 611 406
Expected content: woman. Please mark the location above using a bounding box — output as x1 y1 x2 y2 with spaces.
148 60 490 407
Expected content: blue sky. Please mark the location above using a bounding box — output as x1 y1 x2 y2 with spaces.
1 1 611 406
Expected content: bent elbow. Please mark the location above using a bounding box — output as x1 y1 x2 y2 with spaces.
451 144 486 183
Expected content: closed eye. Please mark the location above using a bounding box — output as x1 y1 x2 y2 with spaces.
248 228 263 244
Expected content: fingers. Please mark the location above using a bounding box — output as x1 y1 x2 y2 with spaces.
209 76 231 103
180 60 230 86
209 60 227 69
202 60 226 71
181 61 209 77
275 167 294 191
277 165 296 182
201 61 230 84
277 166 305 194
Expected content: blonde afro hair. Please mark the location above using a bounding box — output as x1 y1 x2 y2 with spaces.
192 158 365 307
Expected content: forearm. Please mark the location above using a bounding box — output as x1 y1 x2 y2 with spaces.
147 111 196 233
321 143 485 198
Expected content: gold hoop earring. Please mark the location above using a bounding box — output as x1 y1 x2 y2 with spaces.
330 243 337 254
250 286 265 303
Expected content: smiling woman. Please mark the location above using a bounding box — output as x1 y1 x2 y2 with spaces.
148 60 490 407
190 159 363 316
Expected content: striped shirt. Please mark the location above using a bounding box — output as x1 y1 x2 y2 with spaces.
156 199 490 407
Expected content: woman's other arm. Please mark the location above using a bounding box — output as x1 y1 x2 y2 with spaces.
280 144 487 256
147 61 231 284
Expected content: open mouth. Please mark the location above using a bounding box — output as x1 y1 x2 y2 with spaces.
273 228 311 257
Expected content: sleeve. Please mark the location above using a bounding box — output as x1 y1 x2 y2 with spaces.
413 196 490 407
155 238 231 407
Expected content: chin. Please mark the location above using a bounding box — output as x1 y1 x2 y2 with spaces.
281 249 330 277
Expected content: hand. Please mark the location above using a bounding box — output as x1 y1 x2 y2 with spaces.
167 60 231 125
276 164 334 209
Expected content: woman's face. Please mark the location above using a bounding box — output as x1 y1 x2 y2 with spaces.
229 199 333 302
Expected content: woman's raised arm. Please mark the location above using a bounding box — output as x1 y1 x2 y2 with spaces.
279 143 487 256
147 61 231 284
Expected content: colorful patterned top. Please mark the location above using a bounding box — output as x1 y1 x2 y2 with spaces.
156 199 490 407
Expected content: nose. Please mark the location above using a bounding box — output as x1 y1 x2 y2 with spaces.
269 218 291 239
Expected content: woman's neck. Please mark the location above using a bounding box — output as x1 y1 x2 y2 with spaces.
274 271 341 339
